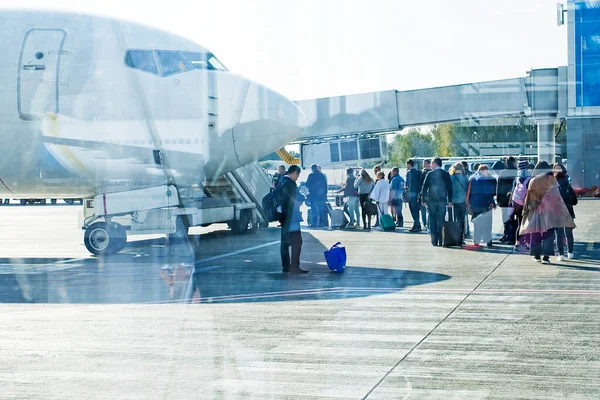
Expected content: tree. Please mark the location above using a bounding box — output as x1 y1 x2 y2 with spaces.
388 128 434 165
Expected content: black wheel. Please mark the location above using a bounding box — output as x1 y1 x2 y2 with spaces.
39 199 46 205
111 223 127 253
168 216 189 242
84 222 126 256
79 199 84 205
51 199 57 205
65 199 74 205
20 199 27 205
229 211 251 234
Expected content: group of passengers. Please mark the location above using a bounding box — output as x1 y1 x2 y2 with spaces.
274 156 578 272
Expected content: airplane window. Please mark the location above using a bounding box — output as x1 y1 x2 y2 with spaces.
124 50 159 75
182 52 227 71
155 50 191 77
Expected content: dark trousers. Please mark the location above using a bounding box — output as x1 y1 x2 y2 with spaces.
393 200 404 223
427 202 447 246
530 228 555 258
453 202 466 241
359 194 371 228
408 193 421 229
556 227 574 255
311 199 326 227
420 204 429 231
281 230 302 268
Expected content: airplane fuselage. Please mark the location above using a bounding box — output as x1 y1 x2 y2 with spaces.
0 10 304 198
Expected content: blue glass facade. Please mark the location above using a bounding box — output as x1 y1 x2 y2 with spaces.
574 1 600 107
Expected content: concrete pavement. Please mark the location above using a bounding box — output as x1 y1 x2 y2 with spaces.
0 200 599 399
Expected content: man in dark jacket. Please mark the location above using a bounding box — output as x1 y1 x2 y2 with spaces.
306 163 328 227
405 159 422 232
276 165 308 273
496 157 517 243
420 158 453 246
419 159 432 232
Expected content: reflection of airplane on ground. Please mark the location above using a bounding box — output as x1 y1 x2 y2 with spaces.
0 10 304 255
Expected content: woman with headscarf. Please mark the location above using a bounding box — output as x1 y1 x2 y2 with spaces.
354 169 375 230
466 165 496 247
553 163 578 260
519 161 576 264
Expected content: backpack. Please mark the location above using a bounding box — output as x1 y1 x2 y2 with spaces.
559 183 578 206
511 177 531 206
261 188 280 222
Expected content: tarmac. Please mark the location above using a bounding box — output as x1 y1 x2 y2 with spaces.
1 199 599 399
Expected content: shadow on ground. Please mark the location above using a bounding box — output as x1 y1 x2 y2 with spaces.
0 229 451 304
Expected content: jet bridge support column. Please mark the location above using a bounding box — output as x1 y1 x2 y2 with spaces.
536 118 556 164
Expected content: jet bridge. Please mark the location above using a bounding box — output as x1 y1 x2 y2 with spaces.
294 68 566 167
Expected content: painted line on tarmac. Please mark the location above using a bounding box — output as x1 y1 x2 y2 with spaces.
188 286 600 303
184 240 280 302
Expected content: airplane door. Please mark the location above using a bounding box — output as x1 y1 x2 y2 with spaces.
17 29 66 119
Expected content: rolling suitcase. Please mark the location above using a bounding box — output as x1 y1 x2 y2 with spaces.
442 206 462 247
331 209 348 229
379 213 396 231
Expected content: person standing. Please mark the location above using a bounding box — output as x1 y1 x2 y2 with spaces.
405 159 422 232
339 167 360 227
554 163 578 260
276 165 308 273
449 162 468 242
371 171 391 227
355 169 375 230
419 159 432 233
389 167 405 227
420 158 453 247
466 165 496 247
497 157 518 244
306 163 328 228
520 161 575 264
273 164 286 189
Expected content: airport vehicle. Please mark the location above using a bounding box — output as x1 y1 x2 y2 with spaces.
0 10 304 255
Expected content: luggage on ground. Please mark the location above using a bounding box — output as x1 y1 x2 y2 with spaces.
442 206 463 247
379 213 396 231
331 209 349 229
324 242 346 272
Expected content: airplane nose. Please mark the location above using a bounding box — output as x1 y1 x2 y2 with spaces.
231 76 305 165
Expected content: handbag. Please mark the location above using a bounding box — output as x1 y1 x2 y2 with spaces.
324 242 346 273
401 188 410 203
364 199 378 216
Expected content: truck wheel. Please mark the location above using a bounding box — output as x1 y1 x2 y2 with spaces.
65 199 74 205
168 216 188 242
84 222 126 256
39 199 46 205
20 199 27 205
229 211 251 234
51 199 57 205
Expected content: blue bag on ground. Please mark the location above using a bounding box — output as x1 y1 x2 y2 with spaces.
324 242 346 272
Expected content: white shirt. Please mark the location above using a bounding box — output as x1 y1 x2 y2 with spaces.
370 179 390 203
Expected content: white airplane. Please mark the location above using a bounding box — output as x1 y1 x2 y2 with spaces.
0 9 305 254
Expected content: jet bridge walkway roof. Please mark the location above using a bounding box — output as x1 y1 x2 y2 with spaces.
293 68 566 143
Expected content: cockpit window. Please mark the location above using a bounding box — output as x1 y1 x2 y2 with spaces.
155 50 192 77
181 52 228 71
124 50 159 75
124 50 227 76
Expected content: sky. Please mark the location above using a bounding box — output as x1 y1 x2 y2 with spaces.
0 0 568 100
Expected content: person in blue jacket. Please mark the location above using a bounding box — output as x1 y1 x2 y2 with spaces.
466 165 496 247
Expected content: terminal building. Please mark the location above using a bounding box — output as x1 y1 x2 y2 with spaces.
292 0 599 189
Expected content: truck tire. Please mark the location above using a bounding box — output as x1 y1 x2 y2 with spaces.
39 199 46 205
65 199 74 205
51 199 57 205
168 216 189 242
84 222 126 256
229 210 251 234
20 199 27 205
